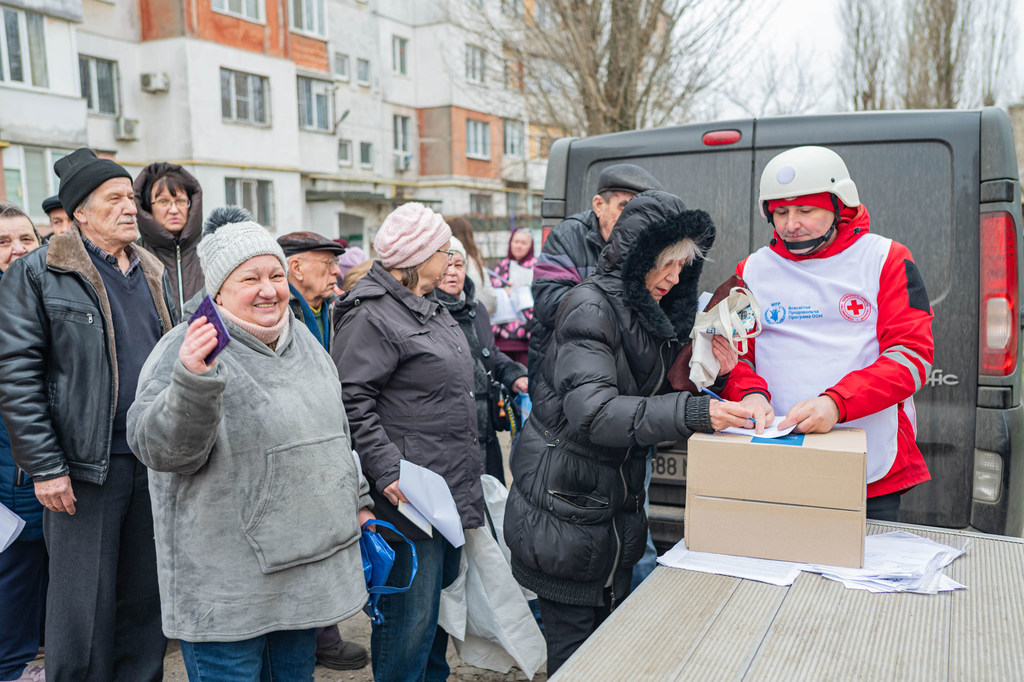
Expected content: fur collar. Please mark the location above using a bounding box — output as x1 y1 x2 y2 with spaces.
596 191 716 340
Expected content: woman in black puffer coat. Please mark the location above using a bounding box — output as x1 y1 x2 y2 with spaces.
504 190 753 674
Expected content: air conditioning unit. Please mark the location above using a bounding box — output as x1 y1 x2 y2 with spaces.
394 153 412 172
140 72 170 93
115 116 140 141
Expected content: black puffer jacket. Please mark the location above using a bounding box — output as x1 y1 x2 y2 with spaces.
134 162 205 318
504 191 716 608
331 261 484 539
527 210 604 381
436 276 527 484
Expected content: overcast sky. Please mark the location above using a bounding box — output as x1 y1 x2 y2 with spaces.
710 0 1024 119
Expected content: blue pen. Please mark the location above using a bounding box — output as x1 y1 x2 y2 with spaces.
700 387 757 428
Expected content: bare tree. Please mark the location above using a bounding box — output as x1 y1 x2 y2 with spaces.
449 0 768 137
973 0 1017 106
837 0 892 110
721 47 818 118
898 0 972 109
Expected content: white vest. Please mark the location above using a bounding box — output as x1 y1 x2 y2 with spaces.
743 234 898 483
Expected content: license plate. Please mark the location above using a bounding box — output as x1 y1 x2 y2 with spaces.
652 451 685 484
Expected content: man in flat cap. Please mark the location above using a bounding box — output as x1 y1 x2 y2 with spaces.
528 163 665 376
278 231 346 353
0 148 173 681
40 195 72 241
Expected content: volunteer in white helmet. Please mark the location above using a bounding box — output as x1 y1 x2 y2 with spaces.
721 146 934 520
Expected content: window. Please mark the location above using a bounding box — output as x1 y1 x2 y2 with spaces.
469 193 492 215
212 0 261 22
2 146 67 214
465 45 485 84
503 119 524 157
393 115 410 153
392 36 408 75
297 76 332 131
79 56 119 115
290 0 326 36
224 177 274 226
1 8 48 87
466 119 490 160
502 45 522 90
506 191 522 217
359 142 373 168
338 139 352 166
220 68 269 125
356 58 370 86
334 53 349 81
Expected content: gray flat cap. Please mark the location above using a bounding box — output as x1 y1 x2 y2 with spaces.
596 163 664 195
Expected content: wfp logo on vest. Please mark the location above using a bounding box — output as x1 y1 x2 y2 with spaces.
764 302 786 325
839 293 872 322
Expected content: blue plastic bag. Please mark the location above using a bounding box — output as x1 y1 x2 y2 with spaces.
359 519 418 625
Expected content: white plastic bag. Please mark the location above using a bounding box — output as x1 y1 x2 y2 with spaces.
688 287 761 389
439 475 545 678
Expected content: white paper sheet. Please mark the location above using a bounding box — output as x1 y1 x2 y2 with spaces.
660 532 966 594
722 416 796 439
400 460 465 547
0 502 26 552
657 539 804 586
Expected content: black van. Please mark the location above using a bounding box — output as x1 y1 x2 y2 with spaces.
539 108 1024 540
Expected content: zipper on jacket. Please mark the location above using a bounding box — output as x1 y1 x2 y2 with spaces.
174 241 185 314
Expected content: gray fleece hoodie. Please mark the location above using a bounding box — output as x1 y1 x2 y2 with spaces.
128 310 371 642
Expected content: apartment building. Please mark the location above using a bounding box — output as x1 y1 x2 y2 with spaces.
0 0 548 249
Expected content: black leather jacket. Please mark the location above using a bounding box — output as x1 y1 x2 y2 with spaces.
0 229 174 484
505 191 717 608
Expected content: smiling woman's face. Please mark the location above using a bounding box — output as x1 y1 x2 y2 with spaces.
215 255 290 326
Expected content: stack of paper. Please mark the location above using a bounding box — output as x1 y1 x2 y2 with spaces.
1 502 26 552
803 531 965 594
658 531 966 594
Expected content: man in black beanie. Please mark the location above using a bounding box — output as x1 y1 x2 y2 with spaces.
0 147 173 681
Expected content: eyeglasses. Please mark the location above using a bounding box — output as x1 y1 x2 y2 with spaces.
301 255 340 268
153 198 191 210
436 248 456 261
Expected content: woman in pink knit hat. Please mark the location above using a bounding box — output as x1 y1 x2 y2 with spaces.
331 203 485 681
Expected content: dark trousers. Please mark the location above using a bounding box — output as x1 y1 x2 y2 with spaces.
42 455 166 682
536 595 613 677
0 539 47 681
867 492 902 522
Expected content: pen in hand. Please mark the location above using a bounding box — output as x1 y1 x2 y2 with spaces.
700 386 757 429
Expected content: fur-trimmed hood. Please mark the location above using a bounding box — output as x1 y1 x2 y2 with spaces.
594 190 716 340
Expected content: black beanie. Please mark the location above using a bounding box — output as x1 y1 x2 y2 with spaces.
55 148 132 216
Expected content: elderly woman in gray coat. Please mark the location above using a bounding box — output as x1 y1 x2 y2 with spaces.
128 209 372 682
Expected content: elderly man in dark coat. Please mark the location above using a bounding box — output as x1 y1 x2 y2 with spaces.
0 148 174 682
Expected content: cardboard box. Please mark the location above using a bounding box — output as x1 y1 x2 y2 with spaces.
684 428 867 568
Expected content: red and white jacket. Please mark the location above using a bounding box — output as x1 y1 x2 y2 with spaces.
722 205 933 497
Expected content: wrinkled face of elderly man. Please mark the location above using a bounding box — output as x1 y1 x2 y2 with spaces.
73 177 138 254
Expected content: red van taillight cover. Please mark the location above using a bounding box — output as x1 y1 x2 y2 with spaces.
980 211 1019 376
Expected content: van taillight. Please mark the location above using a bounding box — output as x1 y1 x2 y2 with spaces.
702 130 741 145
980 211 1019 376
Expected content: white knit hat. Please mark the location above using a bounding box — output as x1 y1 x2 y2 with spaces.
373 202 452 269
197 209 288 295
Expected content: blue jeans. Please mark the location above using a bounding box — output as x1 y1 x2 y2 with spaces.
179 629 316 682
631 451 657 590
371 534 461 682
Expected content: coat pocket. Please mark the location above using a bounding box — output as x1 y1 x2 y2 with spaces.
243 433 360 574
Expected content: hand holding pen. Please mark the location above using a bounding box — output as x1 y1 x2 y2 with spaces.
700 386 761 433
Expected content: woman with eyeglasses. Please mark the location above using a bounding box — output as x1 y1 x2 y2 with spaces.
331 203 484 681
134 162 205 319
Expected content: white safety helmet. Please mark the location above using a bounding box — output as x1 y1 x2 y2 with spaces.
758 146 860 219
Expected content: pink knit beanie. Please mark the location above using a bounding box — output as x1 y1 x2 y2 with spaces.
374 203 452 269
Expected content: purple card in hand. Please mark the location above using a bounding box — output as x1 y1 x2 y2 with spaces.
188 295 231 364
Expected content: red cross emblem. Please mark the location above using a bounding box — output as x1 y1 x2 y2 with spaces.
839 293 872 322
